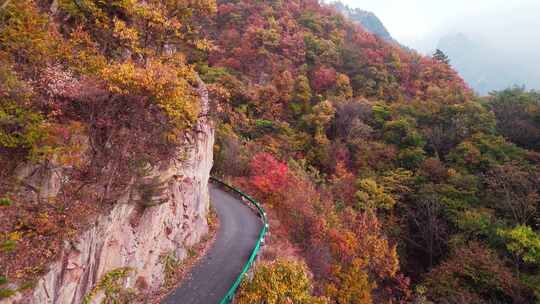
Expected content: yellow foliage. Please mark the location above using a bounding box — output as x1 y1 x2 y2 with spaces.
58 0 217 57
194 38 215 51
101 59 200 132
236 260 327 304
0 0 63 71
304 100 335 145
8 231 22 241
335 73 353 99
326 259 375 304
112 17 140 52
66 27 107 75
355 178 396 211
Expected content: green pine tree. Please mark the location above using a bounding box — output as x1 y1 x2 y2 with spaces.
433 49 450 65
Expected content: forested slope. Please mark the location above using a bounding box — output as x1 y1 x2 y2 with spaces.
1 0 216 302
198 0 540 303
0 0 539 303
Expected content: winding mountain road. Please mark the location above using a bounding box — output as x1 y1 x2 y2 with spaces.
162 184 262 304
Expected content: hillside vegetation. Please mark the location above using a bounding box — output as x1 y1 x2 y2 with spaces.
201 0 540 303
1 0 539 303
0 0 214 297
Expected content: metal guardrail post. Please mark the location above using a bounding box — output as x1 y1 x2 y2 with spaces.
210 177 268 304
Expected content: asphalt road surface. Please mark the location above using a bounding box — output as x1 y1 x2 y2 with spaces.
162 184 262 304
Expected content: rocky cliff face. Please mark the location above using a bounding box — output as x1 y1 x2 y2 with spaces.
332 2 394 42
2 83 214 304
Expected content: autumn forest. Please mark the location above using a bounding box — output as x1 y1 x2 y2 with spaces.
1 0 539 303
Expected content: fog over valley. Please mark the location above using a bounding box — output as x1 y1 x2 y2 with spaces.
340 0 540 94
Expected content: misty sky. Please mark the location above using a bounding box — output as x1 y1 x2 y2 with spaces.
339 0 540 53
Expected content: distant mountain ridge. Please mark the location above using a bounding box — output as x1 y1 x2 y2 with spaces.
331 1 395 42
437 32 540 95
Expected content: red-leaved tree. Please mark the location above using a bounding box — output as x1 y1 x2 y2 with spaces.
250 152 289 194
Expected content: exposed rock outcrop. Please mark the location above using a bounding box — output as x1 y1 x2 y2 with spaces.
2 83 214 304
332 2 395 42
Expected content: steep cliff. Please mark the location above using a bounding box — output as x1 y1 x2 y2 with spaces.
332 1 395 42
1 85 214 304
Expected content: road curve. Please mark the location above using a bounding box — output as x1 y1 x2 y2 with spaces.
162 184 262 304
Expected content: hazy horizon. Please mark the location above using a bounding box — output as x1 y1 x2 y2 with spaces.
338 0 540 53
338 0 540 93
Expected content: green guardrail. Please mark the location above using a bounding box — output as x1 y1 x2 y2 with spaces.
210 177 269 304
